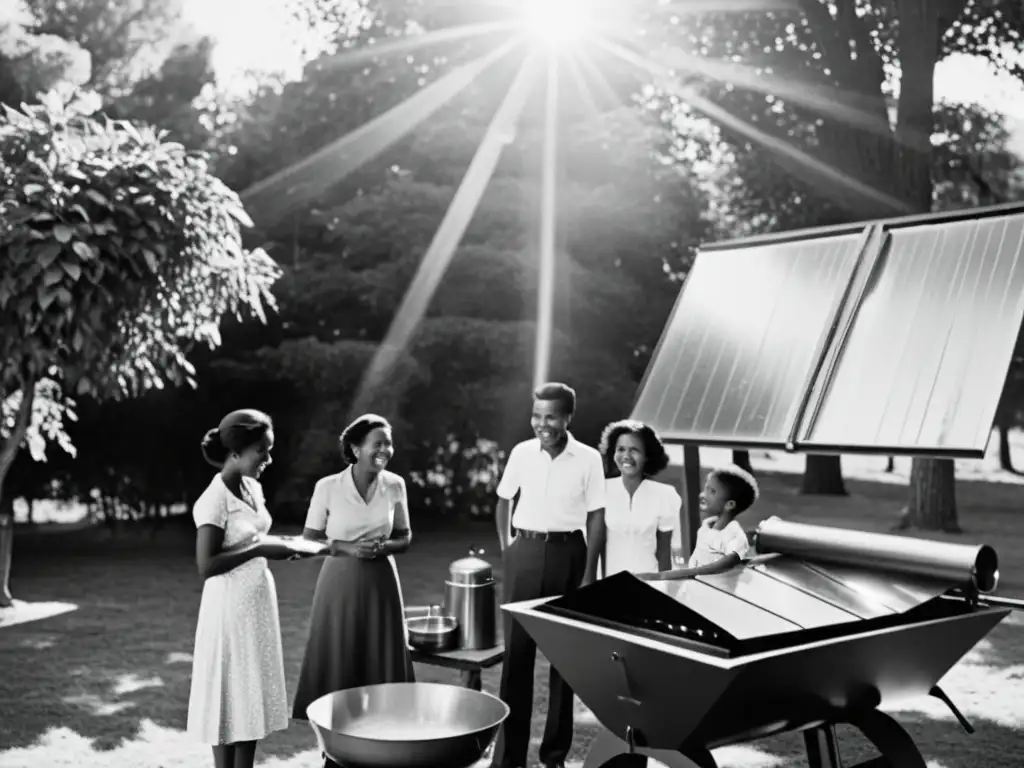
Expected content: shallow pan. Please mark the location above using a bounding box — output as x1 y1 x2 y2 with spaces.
307 682 509 768
407 614 459 653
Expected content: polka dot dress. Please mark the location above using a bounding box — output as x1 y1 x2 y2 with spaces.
186 475 289 745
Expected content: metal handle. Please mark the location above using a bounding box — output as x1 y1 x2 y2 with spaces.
610 651 642 707
470 546 485 557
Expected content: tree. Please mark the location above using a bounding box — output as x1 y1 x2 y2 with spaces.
0 1 92 105
23 0 190 95
657 1 1023 528
0 93 280 604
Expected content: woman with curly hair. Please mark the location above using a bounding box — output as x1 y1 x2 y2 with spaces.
597 420 680 577
291 414 415 721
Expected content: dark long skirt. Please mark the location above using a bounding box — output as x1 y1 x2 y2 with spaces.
292 554 415 720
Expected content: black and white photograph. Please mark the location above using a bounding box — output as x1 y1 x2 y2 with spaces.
1 1 1024 767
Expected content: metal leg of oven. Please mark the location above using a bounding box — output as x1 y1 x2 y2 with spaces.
802 710 928 768
583 729 716 768
844 710 928 768
804 725 841 768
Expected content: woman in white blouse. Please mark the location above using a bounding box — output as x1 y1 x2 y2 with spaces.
291 414 415 720
597 420 680 577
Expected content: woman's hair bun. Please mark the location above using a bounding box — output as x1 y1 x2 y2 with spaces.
200 427 229 468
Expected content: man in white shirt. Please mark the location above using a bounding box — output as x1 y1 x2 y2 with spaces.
492 382 606 768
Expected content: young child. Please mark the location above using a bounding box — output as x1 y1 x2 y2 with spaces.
639 464 758 581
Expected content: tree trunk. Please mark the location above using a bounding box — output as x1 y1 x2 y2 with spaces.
0 376 37 607
905 457 959 532
895 0 961 532
997 423 1014 473
801 454 848 495
731 450 753 473
885 456 895 473
0 489 13 607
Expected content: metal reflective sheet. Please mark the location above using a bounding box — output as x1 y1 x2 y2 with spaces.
631 233 866 446
752 558 896 620
796 561 951 614
650 578 801 639
698 567 861 629
802 212 1024 456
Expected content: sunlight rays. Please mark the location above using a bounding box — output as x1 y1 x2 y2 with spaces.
657 0 801 13
643 44 932 156
241 37 524 220
235 0 925 414
591 36 915 215
317 21 517 72
534 56 561 389
350 53 544 416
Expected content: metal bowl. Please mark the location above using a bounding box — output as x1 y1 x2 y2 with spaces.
306 682 510 768
407 614 459 653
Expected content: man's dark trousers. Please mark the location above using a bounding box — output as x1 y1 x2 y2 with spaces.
493 530 587 768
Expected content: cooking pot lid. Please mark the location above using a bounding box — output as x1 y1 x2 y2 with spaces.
450 547 492 576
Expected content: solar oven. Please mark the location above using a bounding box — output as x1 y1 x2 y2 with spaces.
505 519 1016 768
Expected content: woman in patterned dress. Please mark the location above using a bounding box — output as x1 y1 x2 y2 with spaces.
292 413 415 721
187 409 295 768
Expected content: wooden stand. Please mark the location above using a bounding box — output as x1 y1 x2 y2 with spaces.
409 643 505 690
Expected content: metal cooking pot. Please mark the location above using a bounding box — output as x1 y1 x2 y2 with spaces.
306 682 509 768
407 614 459 653
444 547 496 651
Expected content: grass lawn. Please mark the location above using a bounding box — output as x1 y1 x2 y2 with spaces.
1 470 1023 768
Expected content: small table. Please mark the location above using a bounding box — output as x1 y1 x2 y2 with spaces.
409 643 505 691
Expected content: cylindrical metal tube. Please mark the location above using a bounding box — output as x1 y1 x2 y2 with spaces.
754 517 999 593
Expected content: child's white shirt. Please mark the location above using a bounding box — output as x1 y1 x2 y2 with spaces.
689 519 750 568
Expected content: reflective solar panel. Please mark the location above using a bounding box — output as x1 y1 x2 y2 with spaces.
801 213 1024 457
631 232 866 446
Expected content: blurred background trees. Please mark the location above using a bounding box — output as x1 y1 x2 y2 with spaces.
2 0 1023 533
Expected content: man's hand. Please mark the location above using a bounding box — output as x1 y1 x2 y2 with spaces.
581 570 596 587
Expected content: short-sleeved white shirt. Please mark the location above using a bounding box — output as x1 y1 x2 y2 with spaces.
496 433 606 533
193 474 272 550
304 467 410 543
689 519 750 568
603 478 679 575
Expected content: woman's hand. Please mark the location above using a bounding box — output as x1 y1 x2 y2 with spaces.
354 537 388 559
329 539 382 559
329 540 356 558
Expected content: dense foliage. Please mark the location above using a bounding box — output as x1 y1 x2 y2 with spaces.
0 93 281 509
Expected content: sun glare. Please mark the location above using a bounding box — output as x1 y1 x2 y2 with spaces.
521 0 589 48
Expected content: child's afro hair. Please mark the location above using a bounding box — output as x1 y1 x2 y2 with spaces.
710 464 760 513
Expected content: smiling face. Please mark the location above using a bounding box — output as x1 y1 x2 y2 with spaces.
356 427 394 473
699 474 734 521
531 397 570 450
613 432 646 479
233 430 274 479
